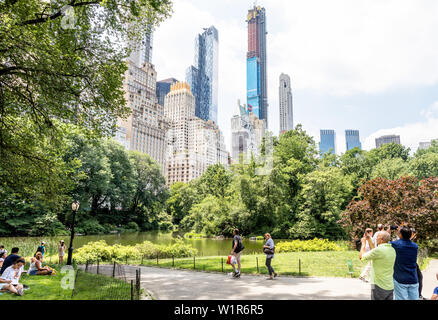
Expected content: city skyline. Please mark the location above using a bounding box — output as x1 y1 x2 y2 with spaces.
152 0 438 155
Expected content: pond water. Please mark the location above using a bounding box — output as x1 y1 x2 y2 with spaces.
0 231 283 257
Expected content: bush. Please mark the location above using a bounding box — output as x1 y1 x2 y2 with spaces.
76 218 106 235
74 240 198 264
124 222 140 232
275 238 345 253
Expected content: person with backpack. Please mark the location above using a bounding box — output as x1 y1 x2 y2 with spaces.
36 242 46 261
263 233 277 280
230 229 244 278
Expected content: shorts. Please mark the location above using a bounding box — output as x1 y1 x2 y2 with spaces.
0 283 7 290
371 284 394 300
233 251 242 262
28 270 38 276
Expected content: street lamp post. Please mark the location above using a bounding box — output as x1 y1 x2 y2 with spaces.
67 200 80 265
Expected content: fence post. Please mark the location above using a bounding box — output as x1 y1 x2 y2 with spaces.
85 260 89 272
256 257 259 273
141 255 144 265
97 259 100 274
156 254 159 265
126 255 128 265
172 256 174 268
299 259 301 276
130 280 134 300
112 261 116 278
193 256 196 270
221 257 224 273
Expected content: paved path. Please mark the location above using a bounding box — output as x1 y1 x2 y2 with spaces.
83 264 371 300
422 259 438 299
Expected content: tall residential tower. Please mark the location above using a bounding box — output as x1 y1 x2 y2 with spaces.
186 26 219 123
279 73 293 134
345 130 362 151
320 130 336 156
246 5 268 127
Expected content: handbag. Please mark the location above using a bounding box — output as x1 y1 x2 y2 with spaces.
263 247 275 255
226 255 232 265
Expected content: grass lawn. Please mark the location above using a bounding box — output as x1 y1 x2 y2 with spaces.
0 264 134 300
139 251 369 278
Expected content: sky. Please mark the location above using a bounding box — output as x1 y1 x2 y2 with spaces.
152 0 438 154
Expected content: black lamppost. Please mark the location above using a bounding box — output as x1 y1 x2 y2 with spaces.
67 200 80 265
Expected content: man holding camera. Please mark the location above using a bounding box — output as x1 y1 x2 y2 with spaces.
390 226 419 300
360 231 396 300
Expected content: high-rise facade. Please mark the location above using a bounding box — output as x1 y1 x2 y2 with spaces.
231 101 266 162
156 78 178 106
128 28 153 67
320 130 336 155
345 130 362 151
418 139 438 150
246 5 268 127
279 73 293 134
186 26 219 123
164 82 227 185
115 60 169 172
375 135 401 148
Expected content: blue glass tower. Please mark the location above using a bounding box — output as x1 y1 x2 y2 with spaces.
246 6 268 126
345 130 362 151
156 78 178 106
320 130 336 155
186 26 218 123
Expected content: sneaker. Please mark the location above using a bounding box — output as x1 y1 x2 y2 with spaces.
359 276 368 283
17 289 24 296
23 285 30 291
234 272 241 278
273 273 278 278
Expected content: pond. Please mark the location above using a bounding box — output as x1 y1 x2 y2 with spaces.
0 231 283 257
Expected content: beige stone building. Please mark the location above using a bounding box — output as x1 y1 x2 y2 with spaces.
164 82 228 185
115 60 169 172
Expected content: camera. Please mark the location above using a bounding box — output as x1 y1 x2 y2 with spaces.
390 225 398 231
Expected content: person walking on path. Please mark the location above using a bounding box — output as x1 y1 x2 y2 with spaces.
360 231 396 300
431 273 438 300
230 229 244 278
58 240 66 265
263 233 277 280
390 226 419 300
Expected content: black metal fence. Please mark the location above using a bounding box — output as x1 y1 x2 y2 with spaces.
72 261 142 300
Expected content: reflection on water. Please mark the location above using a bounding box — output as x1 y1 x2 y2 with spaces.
1 231 276 256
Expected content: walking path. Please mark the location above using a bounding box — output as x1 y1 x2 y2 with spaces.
83 264 372 300
422 259 438 299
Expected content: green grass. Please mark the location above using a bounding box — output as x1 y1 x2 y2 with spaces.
139 251 369 278
0 264 134 300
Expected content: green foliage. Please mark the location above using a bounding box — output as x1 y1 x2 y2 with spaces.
275 238 346 252
73 239 198 264
184 232 208 239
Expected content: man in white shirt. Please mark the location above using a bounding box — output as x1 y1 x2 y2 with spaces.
0 257 25 296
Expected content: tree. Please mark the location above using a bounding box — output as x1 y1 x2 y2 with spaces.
410 150 438 179
196 164 232 199
370 158 411 180
0 0 172 198
368 143 411 162
166 182 198 225
291 167 353 239
340 176 438 241
128 151 169 230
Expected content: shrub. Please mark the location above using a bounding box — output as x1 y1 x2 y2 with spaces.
184 232 207 239
275 238 345 253
124 222 140 232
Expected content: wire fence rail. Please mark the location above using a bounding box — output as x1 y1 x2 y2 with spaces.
73 261 142 300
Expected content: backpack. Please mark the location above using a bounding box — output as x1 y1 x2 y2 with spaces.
234 236 245 253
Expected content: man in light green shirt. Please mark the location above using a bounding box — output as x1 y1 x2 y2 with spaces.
360 231 396 300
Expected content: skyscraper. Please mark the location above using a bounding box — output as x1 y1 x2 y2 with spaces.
186 26 219 123
128 28 153 67
164 82 227 185
156 78 178 106
115 60 169 172
375 135 401 148
246 5 268 127
279 73 293 134
320 130 336 155
345 130 362 151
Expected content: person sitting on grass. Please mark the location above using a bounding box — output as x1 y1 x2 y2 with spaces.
0 247 20 275
28 252 52 276
0 252 6 269
0 257 25 296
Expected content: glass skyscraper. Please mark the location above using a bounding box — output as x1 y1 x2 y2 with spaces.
345 130 362 151
156 78 178 106
320 130 336 155
246 6 268 127
186 26 219 123
129 27 153 67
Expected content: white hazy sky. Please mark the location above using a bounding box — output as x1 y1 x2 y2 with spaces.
152 0 438 154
